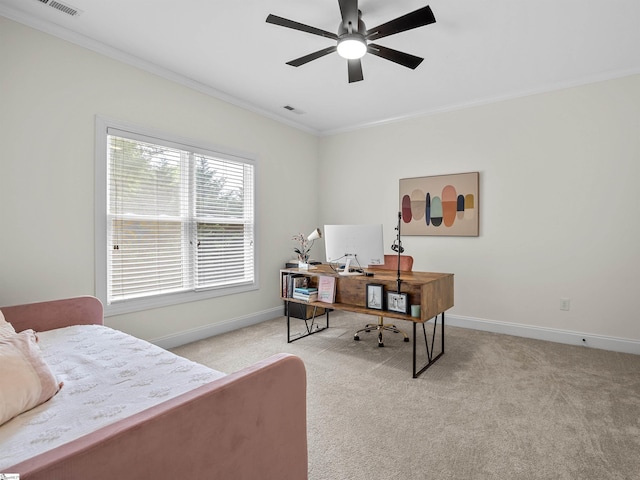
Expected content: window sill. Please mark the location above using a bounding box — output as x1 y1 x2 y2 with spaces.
101 282 258 317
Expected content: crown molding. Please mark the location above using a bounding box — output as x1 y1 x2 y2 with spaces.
320 68 640 136
3 5 638 138
0 6 319 136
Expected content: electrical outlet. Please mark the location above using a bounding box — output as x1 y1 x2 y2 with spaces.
560 298 570 311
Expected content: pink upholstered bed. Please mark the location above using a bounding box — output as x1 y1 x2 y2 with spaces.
0 296 308 480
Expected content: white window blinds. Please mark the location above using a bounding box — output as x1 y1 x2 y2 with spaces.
106 127 255 305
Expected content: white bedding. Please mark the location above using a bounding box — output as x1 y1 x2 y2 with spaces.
0 324 226 470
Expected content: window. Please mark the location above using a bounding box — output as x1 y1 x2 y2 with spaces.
95 117 256 315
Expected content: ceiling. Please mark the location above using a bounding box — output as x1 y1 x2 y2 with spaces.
2 0 639 135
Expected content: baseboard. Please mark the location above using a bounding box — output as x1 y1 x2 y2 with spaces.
151 306 283 349
150 306 640 356
445 314 640 356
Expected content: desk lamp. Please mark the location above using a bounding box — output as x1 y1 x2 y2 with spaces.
307 228 322 242
293 228 322 269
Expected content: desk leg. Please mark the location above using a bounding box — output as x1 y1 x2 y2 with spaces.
412 312 445 378
286 301 330 343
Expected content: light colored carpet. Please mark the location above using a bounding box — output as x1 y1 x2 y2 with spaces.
172 311 640 480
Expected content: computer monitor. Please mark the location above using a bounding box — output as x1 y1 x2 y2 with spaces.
324 224 385 275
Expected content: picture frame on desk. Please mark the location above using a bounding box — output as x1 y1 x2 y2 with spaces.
366 284 384 310
386 291 409 314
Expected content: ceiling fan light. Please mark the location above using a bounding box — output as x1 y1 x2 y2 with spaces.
337 36 367 59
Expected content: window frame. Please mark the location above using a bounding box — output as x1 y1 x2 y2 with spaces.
95 116 259 316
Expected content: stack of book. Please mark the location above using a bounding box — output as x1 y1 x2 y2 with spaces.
293 287 318 302
282 273 308 298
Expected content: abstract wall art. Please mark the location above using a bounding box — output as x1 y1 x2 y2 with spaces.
399 172 479 236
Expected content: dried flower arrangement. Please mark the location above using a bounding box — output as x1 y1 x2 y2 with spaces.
292 233 313 263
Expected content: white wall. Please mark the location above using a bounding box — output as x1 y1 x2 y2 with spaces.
318 75 640 350
2 15 639 353
0 17 319 344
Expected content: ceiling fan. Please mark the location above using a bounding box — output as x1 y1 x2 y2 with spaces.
266 0 436 83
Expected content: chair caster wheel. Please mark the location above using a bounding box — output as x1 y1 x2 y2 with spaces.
378 342 384 347
354 335 360 341
404 337 409 342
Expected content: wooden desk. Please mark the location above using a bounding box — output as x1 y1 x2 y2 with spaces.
280 265 454 377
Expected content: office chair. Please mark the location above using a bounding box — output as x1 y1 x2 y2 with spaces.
354 254 413 347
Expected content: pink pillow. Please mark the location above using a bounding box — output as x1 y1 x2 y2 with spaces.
0 329 62 426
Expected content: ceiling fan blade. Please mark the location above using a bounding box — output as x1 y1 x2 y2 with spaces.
367 43 424 69
338 0 359 31
266 14 338 40
347 58 364 83
287 46 338 67
366 5 436 41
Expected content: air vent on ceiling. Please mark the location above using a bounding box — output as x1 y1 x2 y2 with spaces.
35 0 83 17
283 105 305 115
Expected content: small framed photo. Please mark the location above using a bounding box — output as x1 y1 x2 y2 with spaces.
366 284 384 310
386 292 409 314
